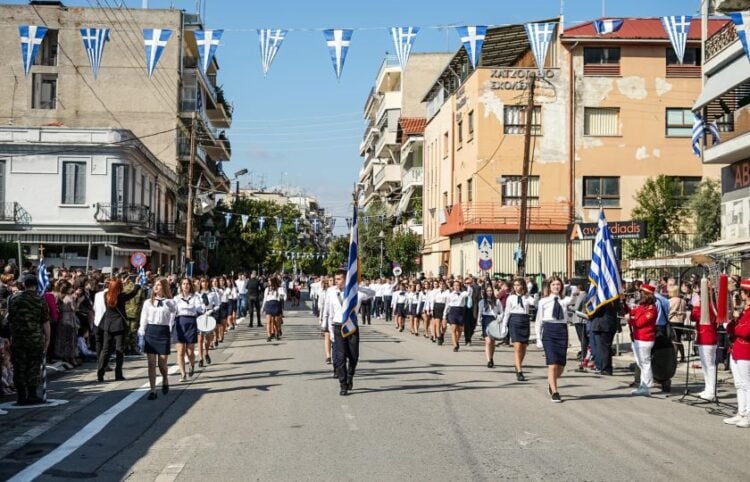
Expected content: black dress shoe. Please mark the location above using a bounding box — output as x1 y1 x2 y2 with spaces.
97 375 105 383
325 357 332 364
189 366 195 377
339 388 348 396
26 396 45 405
105 365 113 372
115 375 126 381
199 360 204 368
516 372 526 382
162 383 169 395
453 346 459 352
487 359 494 368
147 392 157 401
206 354 212 365
257 323 263 328
347 380 353 390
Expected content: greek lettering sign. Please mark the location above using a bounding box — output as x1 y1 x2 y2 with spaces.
489 68 556 90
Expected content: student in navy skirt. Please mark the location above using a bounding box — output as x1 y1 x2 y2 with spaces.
262 277 284 342
502 278 535 381
173 277 204 382
535 276 574 403
139 278 177 400
443 280 469 352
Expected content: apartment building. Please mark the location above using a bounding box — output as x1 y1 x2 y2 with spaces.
359 52 452 234
0 0 232 266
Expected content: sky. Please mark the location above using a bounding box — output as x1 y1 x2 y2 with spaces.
7 0 700 224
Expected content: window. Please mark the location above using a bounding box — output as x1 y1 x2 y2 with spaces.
583 47 621 76
583 177 620 207
468 110 474 137
671 176 701 203
442 191 448 208
32 73 57 109
467 178 473 202
457 119 463 144
443 132 449 158
666 108 693 137
61 161 86 205
584 108 620 136
34 29 58 66
504 106 542 135
457 184 462 203
501 176 540 206
0 160 5 206
140 174 146 205
667 47 700 66
584 47 621 65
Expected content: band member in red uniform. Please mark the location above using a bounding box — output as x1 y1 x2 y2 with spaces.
724 278 750 428
628 284 658 396
694 290 718 401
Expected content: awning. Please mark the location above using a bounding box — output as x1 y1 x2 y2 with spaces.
149 239 178 256
628 256 694 270
107 243 152 256
694 52 750 110
396 186 415 216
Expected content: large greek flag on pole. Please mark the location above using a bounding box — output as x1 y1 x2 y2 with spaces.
455 26 486 69
195 30 223 74
258 29 287 76
661 16 692 64
143 28 172 78
692 113 704 156
37 258 49 295
80 28 110 79
525 22 557 75
137 266 148 287
584 210 622 315
390 27 419 68
324 29 353 80
730 12 750 61
341 206 359 338
19 25 48 77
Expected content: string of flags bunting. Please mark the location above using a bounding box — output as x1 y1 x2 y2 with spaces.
271 250 330 260
210 210 416 233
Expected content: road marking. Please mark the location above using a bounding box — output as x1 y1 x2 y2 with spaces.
8 365 180 482
154 434 213 482
340 404 358 431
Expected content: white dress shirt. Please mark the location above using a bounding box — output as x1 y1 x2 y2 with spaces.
322 286 346 326
235 278 248 295
479 298 504 318
382 283 394 297
443 290 469 320
263 287 283 304
392 290 408 309
174 293 205 317
534 294 574 346
138 298 177 335
502 294 535 325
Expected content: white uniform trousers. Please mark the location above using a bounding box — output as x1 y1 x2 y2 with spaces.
633 340 655 389
698 344 717 397
730 358 750 416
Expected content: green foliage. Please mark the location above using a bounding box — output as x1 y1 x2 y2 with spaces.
357 200 391 279
323 236 349 274
625 175 685 259
688 178 721 247
386 230 422 275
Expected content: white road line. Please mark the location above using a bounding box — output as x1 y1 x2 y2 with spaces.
340 404 358 431
8 365 181 482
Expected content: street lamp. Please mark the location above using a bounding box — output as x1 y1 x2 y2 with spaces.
233 169 249 200
378 230 385 278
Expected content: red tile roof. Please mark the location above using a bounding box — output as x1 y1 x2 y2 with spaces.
562 18 729 41
399 117 426 136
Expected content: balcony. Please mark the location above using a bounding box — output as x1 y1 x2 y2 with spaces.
439 202 569 237
376 91 402 126
373 164 401 191
374 129 398 159
0 202 32 225
402 166 423 191
374 55 401 94
156 221 187 239
94 203 151 228
207 85 232 129
701 82 750 164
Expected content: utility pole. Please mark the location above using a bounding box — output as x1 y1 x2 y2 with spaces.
185 113 197 266
516 73 536 277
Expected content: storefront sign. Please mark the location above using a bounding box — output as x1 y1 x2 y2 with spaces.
722 159 750 194
489 68 556 90
568 220 646 240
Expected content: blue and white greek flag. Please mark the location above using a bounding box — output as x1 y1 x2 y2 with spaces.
294 218 300 232
692 112 721 156
324 29 353 80
37 258 49 295
224 212 233 227
195 29 223 74
661 16 692 64
312 218 320 233
525 22 557 75
341 206 359 338
137 266 148 287
730 12 750 61
593 19 623 35
19 25 48 77
258 29 287 77
455 25 486 69
143 28 172 78
584 210 623 316
258 216 266 230
390 27 419 68
275 216 283 231
708 120 721 146
80 28 110 79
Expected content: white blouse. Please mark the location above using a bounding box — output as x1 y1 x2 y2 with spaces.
535 294 574 344
502 294 535 325
174 293 205 317
479 298 504 318
392 291 408 307
263 287 283 303
433 289 450 305
444 291 469 314
138 298 177 335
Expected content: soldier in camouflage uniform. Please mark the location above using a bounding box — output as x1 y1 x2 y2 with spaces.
8 275 50 405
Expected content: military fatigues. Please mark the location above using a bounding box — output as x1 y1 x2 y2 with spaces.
8 290 50 403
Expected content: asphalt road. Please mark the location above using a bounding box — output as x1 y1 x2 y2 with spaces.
1 301 747 481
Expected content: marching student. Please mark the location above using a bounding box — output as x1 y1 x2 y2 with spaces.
383 277 394 323
198 277 219 367
502 278 535 381
407 283 420 335
432 279 449 345
724 278 750 428
535 276 574 402
138 278 176 400
627 284 658 397
210 278 224 348
321 269 360 396
444 280 469 352
479 284 503 368
262 277 284 342
392 282 409 332
359 278 372 325
173 277 204 382
227 276 238 331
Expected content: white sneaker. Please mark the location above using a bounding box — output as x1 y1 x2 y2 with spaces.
630 387 651 396
723 414 743 425
736 416 750 428
698 391 716 401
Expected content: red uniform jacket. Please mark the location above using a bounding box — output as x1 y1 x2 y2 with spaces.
728 307 750 361
696 302 718 346
629 304 657 342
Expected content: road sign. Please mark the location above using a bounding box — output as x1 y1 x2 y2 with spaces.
477 234 493 271
130 252 147 268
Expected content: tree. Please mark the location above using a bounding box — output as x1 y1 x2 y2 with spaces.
688 178 721 246
625 175 685 259
386 229 422 275
323 236 349 274
358 200 391 279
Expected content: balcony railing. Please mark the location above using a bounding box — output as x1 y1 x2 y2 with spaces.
373 164 400 188
402 166 423 191
706 20 737 62
156 221 187 238
94 203 151 227
0 202 32 224
439 202 569 237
